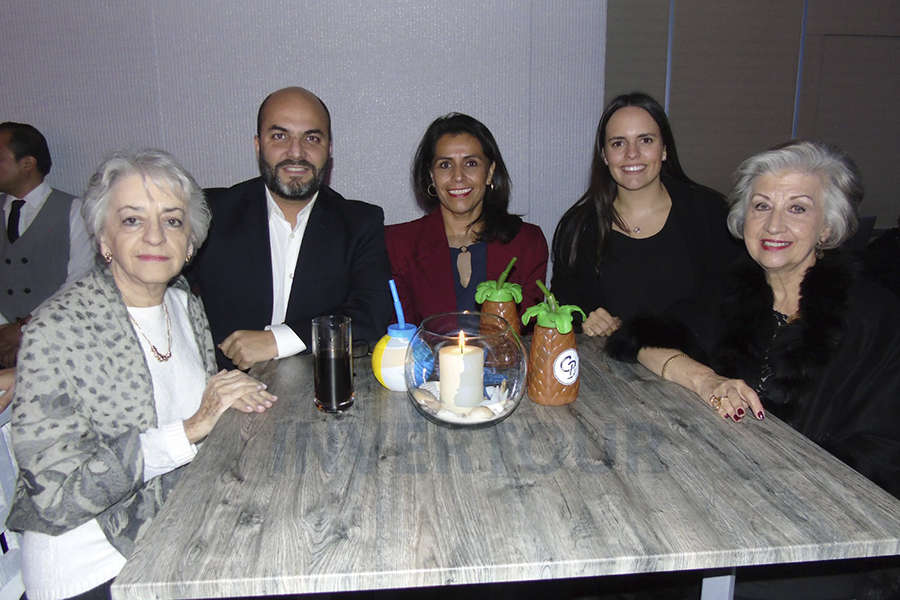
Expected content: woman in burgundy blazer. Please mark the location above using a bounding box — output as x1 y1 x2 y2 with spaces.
386 113 548 326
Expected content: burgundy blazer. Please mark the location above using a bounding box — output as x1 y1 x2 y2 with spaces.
385 210 548 325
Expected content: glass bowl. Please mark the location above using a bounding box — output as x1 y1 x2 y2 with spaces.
404 311 527 428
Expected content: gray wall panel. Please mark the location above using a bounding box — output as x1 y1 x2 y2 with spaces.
798 0 900 226
527 3 607 247
604 0 669 105
668 0 802 195
798 35 900 227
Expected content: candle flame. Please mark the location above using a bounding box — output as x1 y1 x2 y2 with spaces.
458 330 466 353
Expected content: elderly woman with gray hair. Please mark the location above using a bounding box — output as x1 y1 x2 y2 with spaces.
608 140 900 500
6 149 276 600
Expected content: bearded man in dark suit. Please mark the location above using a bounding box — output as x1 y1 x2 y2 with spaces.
189 87 391 370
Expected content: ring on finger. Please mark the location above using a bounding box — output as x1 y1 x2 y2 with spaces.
709 394 722 410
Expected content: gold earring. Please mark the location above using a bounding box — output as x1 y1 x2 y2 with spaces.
103 250 113 264
426 183 437 197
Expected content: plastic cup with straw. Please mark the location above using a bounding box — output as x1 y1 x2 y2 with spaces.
372 280 425 390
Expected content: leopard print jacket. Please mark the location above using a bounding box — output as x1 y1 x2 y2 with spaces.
5 266 216 557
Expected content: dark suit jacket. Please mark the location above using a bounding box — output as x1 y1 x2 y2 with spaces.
385 209 548 325
189 178 392 369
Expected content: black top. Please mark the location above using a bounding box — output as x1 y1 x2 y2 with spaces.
593 217 694 321
450 242 487 312
551 176 740 326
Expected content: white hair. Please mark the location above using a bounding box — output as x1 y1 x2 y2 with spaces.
726 140 862 249
82 149 211 254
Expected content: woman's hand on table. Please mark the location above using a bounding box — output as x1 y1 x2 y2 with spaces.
697 374 765 422
582 307 622 336
184 370 277 443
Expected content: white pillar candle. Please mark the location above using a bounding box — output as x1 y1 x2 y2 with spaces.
439 331 484 412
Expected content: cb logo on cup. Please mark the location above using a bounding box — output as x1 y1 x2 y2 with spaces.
553 348 579 385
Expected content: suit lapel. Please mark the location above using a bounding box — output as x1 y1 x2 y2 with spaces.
287 187 335 315
244 183 275 320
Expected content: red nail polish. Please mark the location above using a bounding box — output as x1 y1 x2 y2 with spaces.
733 414 742 422
724 413 730 420
737 408 745 416
757 411 765 420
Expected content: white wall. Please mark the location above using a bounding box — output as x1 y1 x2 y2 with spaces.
2 0 607 252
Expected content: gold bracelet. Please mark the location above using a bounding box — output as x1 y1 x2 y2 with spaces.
660 352 686 380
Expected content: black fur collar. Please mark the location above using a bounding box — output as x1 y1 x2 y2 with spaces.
714 252 852 421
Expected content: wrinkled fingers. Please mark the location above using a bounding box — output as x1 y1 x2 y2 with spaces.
235 389 278 413
708 380 765 423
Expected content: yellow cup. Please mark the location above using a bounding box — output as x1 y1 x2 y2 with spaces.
372 324 416 391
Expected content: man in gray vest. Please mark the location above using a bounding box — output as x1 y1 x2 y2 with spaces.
0 122 93 367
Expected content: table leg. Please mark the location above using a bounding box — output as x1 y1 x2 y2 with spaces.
700 571 735 600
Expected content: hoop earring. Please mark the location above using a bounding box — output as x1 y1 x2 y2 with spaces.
103 250 113 264
426 183 437 197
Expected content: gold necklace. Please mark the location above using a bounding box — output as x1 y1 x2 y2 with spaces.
128 300 173 362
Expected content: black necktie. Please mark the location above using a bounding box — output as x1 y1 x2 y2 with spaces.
6 199 25 243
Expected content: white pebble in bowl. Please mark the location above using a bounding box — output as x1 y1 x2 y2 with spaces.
468 406 494 420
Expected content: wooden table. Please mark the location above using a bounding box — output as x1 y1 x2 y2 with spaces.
112 336 900 599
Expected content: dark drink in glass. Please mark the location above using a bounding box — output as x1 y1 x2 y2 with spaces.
311 315 354 413
314 352 353 412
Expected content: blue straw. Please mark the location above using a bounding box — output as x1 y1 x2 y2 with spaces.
388 279 406 327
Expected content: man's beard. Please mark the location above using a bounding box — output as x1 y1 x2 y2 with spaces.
258 156 327 201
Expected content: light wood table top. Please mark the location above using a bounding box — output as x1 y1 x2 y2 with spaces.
112 336 900 599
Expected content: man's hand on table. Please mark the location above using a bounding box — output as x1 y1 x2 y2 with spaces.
219 329 278 370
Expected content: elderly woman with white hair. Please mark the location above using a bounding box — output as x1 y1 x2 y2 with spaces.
6 149 276 600
608 140 900 499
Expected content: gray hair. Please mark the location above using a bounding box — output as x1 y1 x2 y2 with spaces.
82 149 211 254
726 140 863 249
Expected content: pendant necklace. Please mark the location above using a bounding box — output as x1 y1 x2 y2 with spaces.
128 300 173 362
449 230 477 288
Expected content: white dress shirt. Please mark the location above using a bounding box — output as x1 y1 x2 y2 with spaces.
264 187 317 357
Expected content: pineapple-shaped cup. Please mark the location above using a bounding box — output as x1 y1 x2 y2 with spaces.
521 281 585 406
475 257 523 335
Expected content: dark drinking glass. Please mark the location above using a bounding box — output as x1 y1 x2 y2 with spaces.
311 315 354 412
